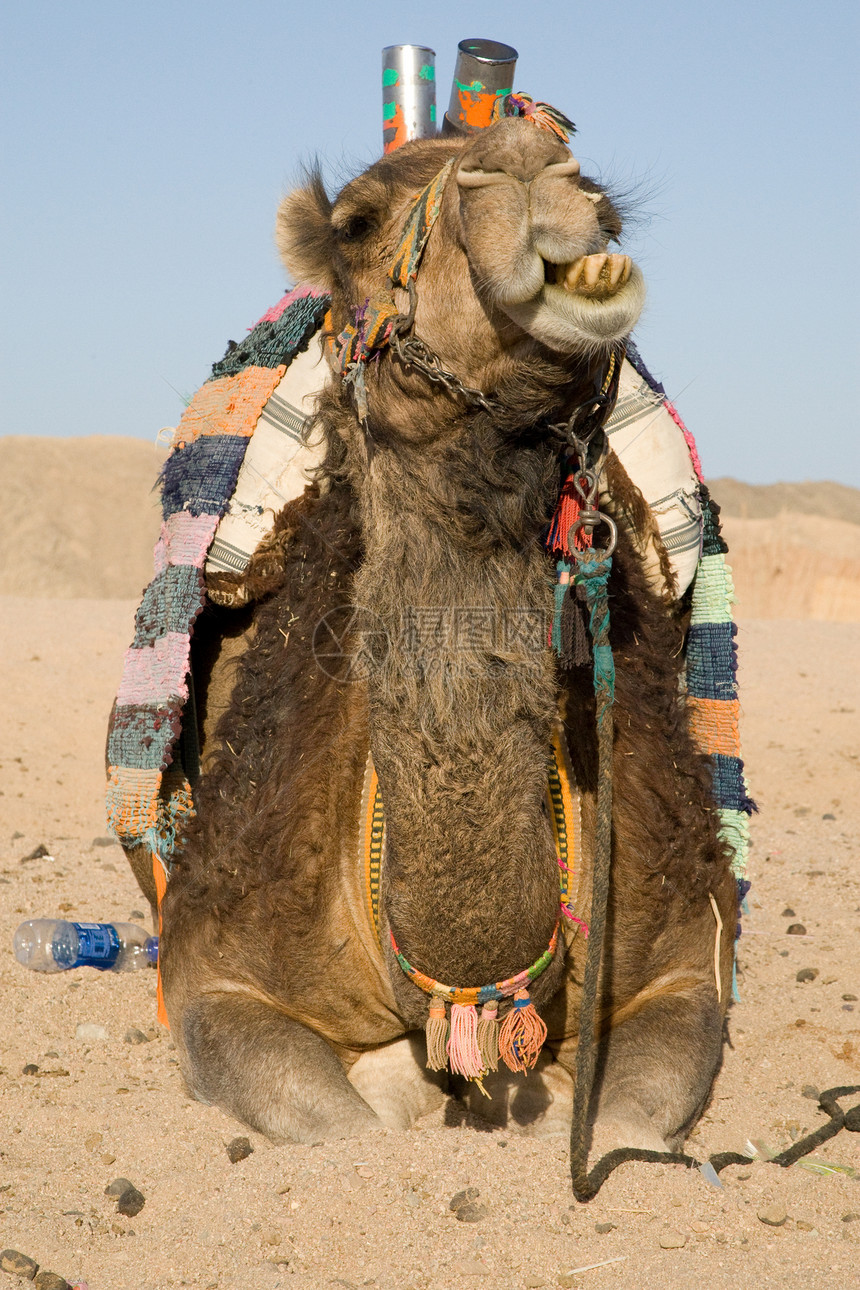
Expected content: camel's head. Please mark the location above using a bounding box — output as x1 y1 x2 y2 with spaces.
277 118 644 425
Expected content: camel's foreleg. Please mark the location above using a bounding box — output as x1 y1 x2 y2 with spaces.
585 982 724 1154
177 993 384 1144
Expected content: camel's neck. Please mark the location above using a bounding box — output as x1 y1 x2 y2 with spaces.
352 426 563 990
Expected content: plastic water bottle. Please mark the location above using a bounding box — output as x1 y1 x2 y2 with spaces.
13 921 158 973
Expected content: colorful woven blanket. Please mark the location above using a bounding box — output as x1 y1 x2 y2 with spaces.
105 285 329 900
106 291 752 942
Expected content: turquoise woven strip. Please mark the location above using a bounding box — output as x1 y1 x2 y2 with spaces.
690 553 736 625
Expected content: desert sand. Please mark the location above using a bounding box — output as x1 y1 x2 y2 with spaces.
0 442 858 1290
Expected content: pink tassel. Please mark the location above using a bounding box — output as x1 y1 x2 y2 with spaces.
447 1003 483 1079
498 989 547 1073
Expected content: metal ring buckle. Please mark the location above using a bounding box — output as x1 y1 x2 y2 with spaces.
567 510 618 557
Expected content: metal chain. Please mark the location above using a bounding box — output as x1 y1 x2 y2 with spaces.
389 329 496 413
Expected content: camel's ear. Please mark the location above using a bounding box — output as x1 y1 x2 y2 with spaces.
276 175 334 291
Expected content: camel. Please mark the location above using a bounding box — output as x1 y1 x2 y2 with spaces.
142 117 737 1155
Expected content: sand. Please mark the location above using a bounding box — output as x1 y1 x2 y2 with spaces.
1 599 858 1290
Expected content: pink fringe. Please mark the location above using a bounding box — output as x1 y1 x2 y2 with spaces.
116 632 190 707
664 398 704 483
447 1003 484 1079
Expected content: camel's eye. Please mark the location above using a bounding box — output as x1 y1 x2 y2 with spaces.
334 213 376 244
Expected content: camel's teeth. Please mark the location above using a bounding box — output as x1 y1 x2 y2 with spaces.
558 252 634 298
562 258 585 290
582 253 607 288
607 254 631 289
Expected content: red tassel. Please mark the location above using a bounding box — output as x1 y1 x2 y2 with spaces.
547 477 593 557
498 989 547 1073
447 1003 483 1079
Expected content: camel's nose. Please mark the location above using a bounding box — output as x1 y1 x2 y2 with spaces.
456 119 580 188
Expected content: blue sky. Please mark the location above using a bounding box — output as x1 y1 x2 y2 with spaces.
2 0 858 483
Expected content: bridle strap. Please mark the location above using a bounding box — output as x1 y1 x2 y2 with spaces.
330 158 457 411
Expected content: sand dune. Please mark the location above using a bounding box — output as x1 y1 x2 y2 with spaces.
2 438 858 620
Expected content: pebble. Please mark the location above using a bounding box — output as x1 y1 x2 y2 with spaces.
757 1204 788 1227
105 1177 136 1197
782 908 796 917
594 1221 616 1234
659 1229 686 1249
449 1186 480 1211
843 1212 860 1223
843 994 858 1002
449 1259 488 1277
796 967 819 983
786 924 807 936
0 1250 39 1278
226 1136 254 1163
84 1132 103 1151
796 1219 816 1232
123 1028 150 1045
75 1023 108 1043
454 1202 490 1223
801 1085 820 1100
116 1186 146 1218
21 844 51 863
23 1063 40 1075
34 1274 72 1290
523 1278 547 1288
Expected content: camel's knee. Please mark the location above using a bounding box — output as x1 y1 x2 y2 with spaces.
592 985 723 1149
179 992 382 1144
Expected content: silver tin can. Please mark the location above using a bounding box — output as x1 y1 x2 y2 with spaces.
444 38 518 134
382 45 437 153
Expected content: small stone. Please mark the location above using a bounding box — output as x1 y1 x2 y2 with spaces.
34 1274 71 1290
843 994 858 1002
757 1204 787 1227
123 1028 150 1045
801 1084 820 1100
353 1166 374 1179
91 836 119 848
449 1260 488 1277
736 1171 752 1180
843 1212 860 1223
129 910 145 921
690 1220 710 1233
782 908 796 917
659 1229 686 1249
75 1023 108 1043
557 1277 577 1289
21 843 50 863
105 1176 136 1197
101 1153 116 1165
822 813 836 820
786 924 807 936
0 1250 39 1278
594 1221 616 1233
116 1186 146 1217
454 1202 490 1223
23 1062 40 1075
226 1136 254 1163
85 1131 103 1150
796 1220 815 1232
796 968 819 983
523 1278 546 1288
449 1186 481 1212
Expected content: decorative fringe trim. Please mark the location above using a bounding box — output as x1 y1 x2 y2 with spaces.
498 989 548 1073
476 1002 500 1073
425 998 449 1071
447 1003 483 1079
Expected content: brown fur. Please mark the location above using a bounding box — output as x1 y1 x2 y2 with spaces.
150 119 736 1148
